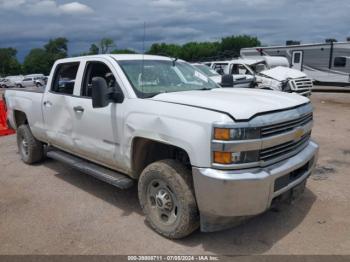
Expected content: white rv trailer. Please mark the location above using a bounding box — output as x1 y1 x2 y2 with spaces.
241 42 350 85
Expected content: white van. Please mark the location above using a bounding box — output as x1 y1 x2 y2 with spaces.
2 75 24 88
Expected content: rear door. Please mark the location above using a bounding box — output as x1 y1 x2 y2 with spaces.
291 51 303 71
42 62 81 152
70 58 126 170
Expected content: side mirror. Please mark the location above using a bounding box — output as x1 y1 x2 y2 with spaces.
92 77 124 108
221 74 234 88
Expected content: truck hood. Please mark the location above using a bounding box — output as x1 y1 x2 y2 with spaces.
260 66 307 82
152 88 309 120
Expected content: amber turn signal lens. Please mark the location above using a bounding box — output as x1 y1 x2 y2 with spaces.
213 151 232 164
214 128 230 140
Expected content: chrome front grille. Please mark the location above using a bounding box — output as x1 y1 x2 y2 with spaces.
289 77 313 95
260 132 311 162
261 113 313 138
211 103 314 170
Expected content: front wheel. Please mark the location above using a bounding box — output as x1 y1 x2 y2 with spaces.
17 125 45 164
138 160 199 239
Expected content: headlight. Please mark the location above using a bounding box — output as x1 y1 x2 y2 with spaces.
213 150 259 165
214 127 260 140
212 126 261 165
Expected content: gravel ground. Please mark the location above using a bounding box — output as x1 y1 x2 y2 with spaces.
0 90 349 255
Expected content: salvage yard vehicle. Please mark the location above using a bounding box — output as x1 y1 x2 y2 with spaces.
16 74 46 88
241 42 350 85
210 57 313 97
2 75 24 88
192 63 254 88
0 78 6 87
4 54 319 239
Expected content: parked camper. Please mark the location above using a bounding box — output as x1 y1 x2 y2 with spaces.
241 42 350 85
210 58 312 96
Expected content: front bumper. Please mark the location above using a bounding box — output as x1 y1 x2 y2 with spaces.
192 140 319 232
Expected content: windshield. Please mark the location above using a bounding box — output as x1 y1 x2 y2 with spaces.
193 64 219 77
118 60 219 98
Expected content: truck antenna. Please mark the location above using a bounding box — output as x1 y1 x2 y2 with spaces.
141 22 146 98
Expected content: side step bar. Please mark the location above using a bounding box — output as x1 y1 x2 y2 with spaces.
47 148 134 189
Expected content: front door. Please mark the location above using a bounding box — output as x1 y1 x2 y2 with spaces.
292 51 303 71
70 59 126 170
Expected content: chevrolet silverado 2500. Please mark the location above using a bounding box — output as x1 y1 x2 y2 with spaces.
4 54 319 238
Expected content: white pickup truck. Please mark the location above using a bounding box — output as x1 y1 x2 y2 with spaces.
4 54 319 238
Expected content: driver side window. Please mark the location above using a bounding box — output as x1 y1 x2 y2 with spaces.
81 61 122 97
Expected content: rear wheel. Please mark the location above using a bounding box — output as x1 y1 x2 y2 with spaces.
138 160 199 239
17 125 45 164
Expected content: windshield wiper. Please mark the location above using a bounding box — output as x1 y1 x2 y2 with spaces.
195 87 212 91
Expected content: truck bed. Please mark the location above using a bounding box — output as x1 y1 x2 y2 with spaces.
4 88 46 141
10 87 45 93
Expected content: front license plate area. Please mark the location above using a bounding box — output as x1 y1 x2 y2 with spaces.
291 180 306 201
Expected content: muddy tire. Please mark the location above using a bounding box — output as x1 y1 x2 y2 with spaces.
17 125 44 164
138 159 199 239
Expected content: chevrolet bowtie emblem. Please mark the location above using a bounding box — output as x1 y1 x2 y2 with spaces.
294 128 304 140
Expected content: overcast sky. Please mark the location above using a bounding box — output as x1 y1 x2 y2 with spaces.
0 0 349 61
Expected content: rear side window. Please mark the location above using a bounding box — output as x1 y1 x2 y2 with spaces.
334 57 346 67
213 63 228 75
51 62 80 95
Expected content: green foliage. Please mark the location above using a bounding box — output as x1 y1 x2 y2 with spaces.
148 35 261 61
23 48 51 75
0 48 22 76
180 42 220 61
89 44 99 55
147 43 182 57
23 38 68 75
111 49 137 54
99 38 116 54
220 35 260 55
3 34 262 76
44 37 68 67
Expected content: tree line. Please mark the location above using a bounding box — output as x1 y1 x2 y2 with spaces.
0 35 260 77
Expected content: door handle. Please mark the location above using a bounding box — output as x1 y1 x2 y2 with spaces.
73 106 84 113
43 101 52 106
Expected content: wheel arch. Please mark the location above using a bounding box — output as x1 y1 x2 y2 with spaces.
130 136 192 179
13 110 28 128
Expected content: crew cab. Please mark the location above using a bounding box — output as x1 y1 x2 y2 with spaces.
4 54 319 238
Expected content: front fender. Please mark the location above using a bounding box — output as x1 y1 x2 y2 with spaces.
121 99 233 170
